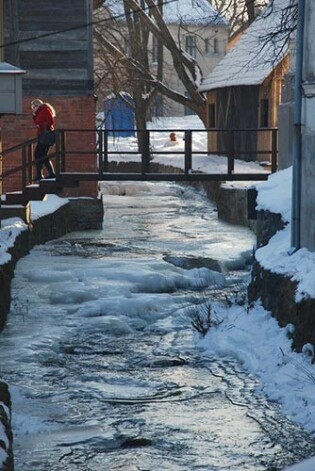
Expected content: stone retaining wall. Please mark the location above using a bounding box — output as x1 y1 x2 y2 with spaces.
248 260 315 352
0 196 103 470
248 209 315 352
0 382 13 471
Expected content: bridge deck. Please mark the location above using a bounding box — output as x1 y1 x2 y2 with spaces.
59 172 269 183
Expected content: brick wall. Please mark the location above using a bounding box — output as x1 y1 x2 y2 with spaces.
1 95 99 197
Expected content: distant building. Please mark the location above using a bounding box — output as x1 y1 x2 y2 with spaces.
94 0 229 118
199 0 291 163
104 92 135 137
0 0 100 197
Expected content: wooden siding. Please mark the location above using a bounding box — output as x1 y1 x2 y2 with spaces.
215 86 259 161
4 0 94 96
0 0 3 61
205 56 289 163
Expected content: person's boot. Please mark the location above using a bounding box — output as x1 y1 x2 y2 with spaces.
33 174 44 182
44 160 56 179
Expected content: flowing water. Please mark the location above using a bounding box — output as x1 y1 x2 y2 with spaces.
1 182 315 471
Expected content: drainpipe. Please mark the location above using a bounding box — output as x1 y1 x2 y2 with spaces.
291 0 305 251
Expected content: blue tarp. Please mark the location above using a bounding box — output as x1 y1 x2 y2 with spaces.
104 93 135 137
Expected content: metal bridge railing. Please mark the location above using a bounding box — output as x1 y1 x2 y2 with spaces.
1 127 278 193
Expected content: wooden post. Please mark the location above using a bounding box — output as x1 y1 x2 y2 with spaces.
0 125 2 226
184 130 192 175
27 143 33 183
98 129 103 176
141 130 150 175
227 130 235 174
60 130 66 173
271 128 278 173
103 130 108 173
22 145 27 189
0 125 2 196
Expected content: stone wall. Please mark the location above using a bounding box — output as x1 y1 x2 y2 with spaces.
248 260 315 352
0 382 13 471
0 196 103 470
248 209 315 353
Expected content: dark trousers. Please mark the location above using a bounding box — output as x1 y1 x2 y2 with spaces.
34 142 55 178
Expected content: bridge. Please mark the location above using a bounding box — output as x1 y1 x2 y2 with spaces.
1 127 277 219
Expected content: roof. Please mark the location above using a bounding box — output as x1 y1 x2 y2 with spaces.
162 0 228 25
105 0 228 26
0 62 26 74
199 0 291 92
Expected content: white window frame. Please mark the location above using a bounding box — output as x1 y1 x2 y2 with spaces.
185 35 197 59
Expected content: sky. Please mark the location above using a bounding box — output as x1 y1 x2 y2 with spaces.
0 115 315 471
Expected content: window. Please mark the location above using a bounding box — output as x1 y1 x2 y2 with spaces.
152 35 158 64
205 38 209 54
185 35 197 59
205 38 218 55
208 103 216 128
260 99 269 127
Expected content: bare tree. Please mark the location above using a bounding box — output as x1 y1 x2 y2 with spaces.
94 0 297 138
94 0 210 130
208 0 269 33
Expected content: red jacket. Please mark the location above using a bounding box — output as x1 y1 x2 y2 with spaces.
33 103 56 136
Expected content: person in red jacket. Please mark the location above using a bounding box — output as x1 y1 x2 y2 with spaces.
31 98 56 181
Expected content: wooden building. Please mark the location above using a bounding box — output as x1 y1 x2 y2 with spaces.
0 0 102 196
199 0 290 163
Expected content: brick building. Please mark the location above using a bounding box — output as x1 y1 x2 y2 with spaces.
1 0 102 196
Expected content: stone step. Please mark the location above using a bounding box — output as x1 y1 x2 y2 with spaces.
2 192 28 206
57 174 80 187
39 179 63 194
3 181 62 205
23 185 45 201
0 203 31 224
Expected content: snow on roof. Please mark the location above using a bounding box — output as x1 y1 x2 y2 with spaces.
0 62 25 74
106 0 228 26
199 0 291 91
162 0 228 25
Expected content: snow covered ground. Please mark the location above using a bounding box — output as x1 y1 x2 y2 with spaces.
0 115 315 470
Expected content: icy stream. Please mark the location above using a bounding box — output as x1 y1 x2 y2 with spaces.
1 182 315 471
